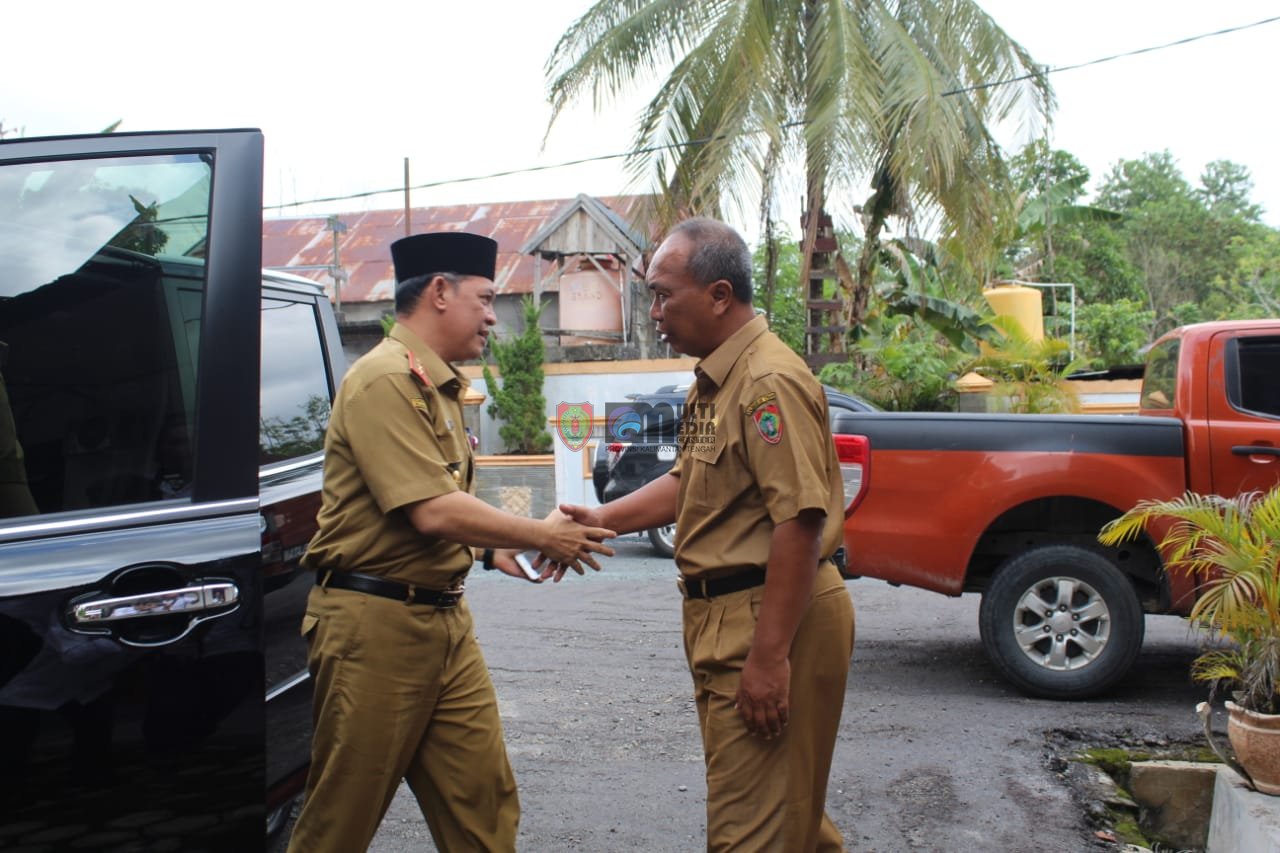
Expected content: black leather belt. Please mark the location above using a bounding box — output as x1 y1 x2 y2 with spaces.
678 567 767 600
317 569 462 608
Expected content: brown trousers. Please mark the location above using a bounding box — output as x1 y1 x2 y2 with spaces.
287 586 518 853
683 561 855 853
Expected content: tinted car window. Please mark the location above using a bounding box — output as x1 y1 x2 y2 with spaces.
260 296 332 463
1234 336 1280 418
0 153 211 517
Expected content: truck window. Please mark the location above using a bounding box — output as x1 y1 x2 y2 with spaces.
259 295 332 463
1231 336 1280 418
0 153 211 517
1140 338 1179 412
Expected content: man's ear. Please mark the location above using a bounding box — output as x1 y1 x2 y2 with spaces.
427 275 452 311
708 280 734 314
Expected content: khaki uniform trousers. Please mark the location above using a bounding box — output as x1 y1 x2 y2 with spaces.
287 586 518 853
683 561 855 853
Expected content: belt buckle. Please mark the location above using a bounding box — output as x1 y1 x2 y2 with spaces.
679 576 708 599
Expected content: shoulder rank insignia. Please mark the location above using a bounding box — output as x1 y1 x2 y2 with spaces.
406 351 432 387
746 392 783 445
743 392 776 417
411 398 429 416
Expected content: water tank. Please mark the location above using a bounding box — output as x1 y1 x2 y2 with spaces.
982 283 1043 341
559 257 622 346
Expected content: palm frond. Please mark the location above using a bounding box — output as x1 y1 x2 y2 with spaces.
1099 486 1280 713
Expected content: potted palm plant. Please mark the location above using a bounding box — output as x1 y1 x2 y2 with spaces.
1099 485 1280 794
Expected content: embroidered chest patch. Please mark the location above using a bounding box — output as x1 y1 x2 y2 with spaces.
745 392 783 445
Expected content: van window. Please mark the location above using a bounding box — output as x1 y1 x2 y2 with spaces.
260 296 332 463
1233 336 1280 418
0 154 210 517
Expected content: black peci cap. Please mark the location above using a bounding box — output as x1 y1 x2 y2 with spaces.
390 232 498 283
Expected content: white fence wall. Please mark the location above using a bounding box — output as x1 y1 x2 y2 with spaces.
464 359 694 508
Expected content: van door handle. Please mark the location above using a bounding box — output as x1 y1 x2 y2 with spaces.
1231 445 1280 458
69 582 240 625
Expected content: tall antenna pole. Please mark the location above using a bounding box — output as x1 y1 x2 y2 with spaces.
404 157 412 237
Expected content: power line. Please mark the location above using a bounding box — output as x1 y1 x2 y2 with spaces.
266 14 1280 213
946 14 1280 96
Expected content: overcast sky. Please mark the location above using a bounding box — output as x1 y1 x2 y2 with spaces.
7 1 1280 237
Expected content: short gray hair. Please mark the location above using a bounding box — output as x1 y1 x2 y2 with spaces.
395 271 461 315
669 217 752 304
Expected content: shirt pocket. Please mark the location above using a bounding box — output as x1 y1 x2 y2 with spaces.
427 403 469 487
683 431 726 507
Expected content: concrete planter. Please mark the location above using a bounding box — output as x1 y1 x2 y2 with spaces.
1227 701 1280 795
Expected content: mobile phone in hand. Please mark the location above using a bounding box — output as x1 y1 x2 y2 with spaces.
513 550 542 581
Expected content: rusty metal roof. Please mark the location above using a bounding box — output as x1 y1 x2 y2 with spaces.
263 195 655 302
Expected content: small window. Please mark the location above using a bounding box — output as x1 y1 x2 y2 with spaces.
1140 338 1179 412
259 296 331 463
1234 337 1280 418
0 153 210 517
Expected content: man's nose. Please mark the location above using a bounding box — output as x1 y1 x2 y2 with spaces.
649 296 661 320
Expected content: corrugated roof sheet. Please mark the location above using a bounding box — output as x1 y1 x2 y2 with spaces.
263 195 654 302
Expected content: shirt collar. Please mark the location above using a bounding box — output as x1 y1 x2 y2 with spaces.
694 314 768 390
388 323 469 395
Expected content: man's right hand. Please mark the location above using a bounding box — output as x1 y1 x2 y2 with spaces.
558 503 604 528
538 508 615 570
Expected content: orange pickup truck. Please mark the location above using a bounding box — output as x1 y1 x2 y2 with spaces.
834 320 1280 699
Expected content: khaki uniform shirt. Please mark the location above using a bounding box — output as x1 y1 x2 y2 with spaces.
302 324 475 587
671 314 844 578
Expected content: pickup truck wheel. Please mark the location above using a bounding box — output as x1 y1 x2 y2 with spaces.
979 545 1143 700
648 524 676 558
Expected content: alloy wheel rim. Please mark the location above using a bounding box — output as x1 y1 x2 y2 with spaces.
1011 575 1111 671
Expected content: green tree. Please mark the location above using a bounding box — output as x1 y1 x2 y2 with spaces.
545 0 1051 339
1050 219 1144 305
482 297 552 455
999 142 1121 283
1096 152 1272 331
1075 299 1154 369
752 235 805 355
819 313 963 411
1097 152 1223 326
1198 160 1263 223
1222 229 1280 316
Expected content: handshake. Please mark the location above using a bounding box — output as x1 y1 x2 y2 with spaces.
490 504 615 583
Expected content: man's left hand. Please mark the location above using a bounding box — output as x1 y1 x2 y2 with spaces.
735 650 790 739
491 549 543 583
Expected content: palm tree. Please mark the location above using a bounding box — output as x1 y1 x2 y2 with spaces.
545 0 1052 341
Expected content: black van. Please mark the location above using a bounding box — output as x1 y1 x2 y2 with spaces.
0 130 343 849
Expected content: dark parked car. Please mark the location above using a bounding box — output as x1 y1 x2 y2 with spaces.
0 130 344 848
593 384 878 556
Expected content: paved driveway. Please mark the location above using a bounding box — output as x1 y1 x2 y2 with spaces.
353 536 1205 852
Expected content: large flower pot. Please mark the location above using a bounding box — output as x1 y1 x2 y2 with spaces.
1227 701 1280 795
